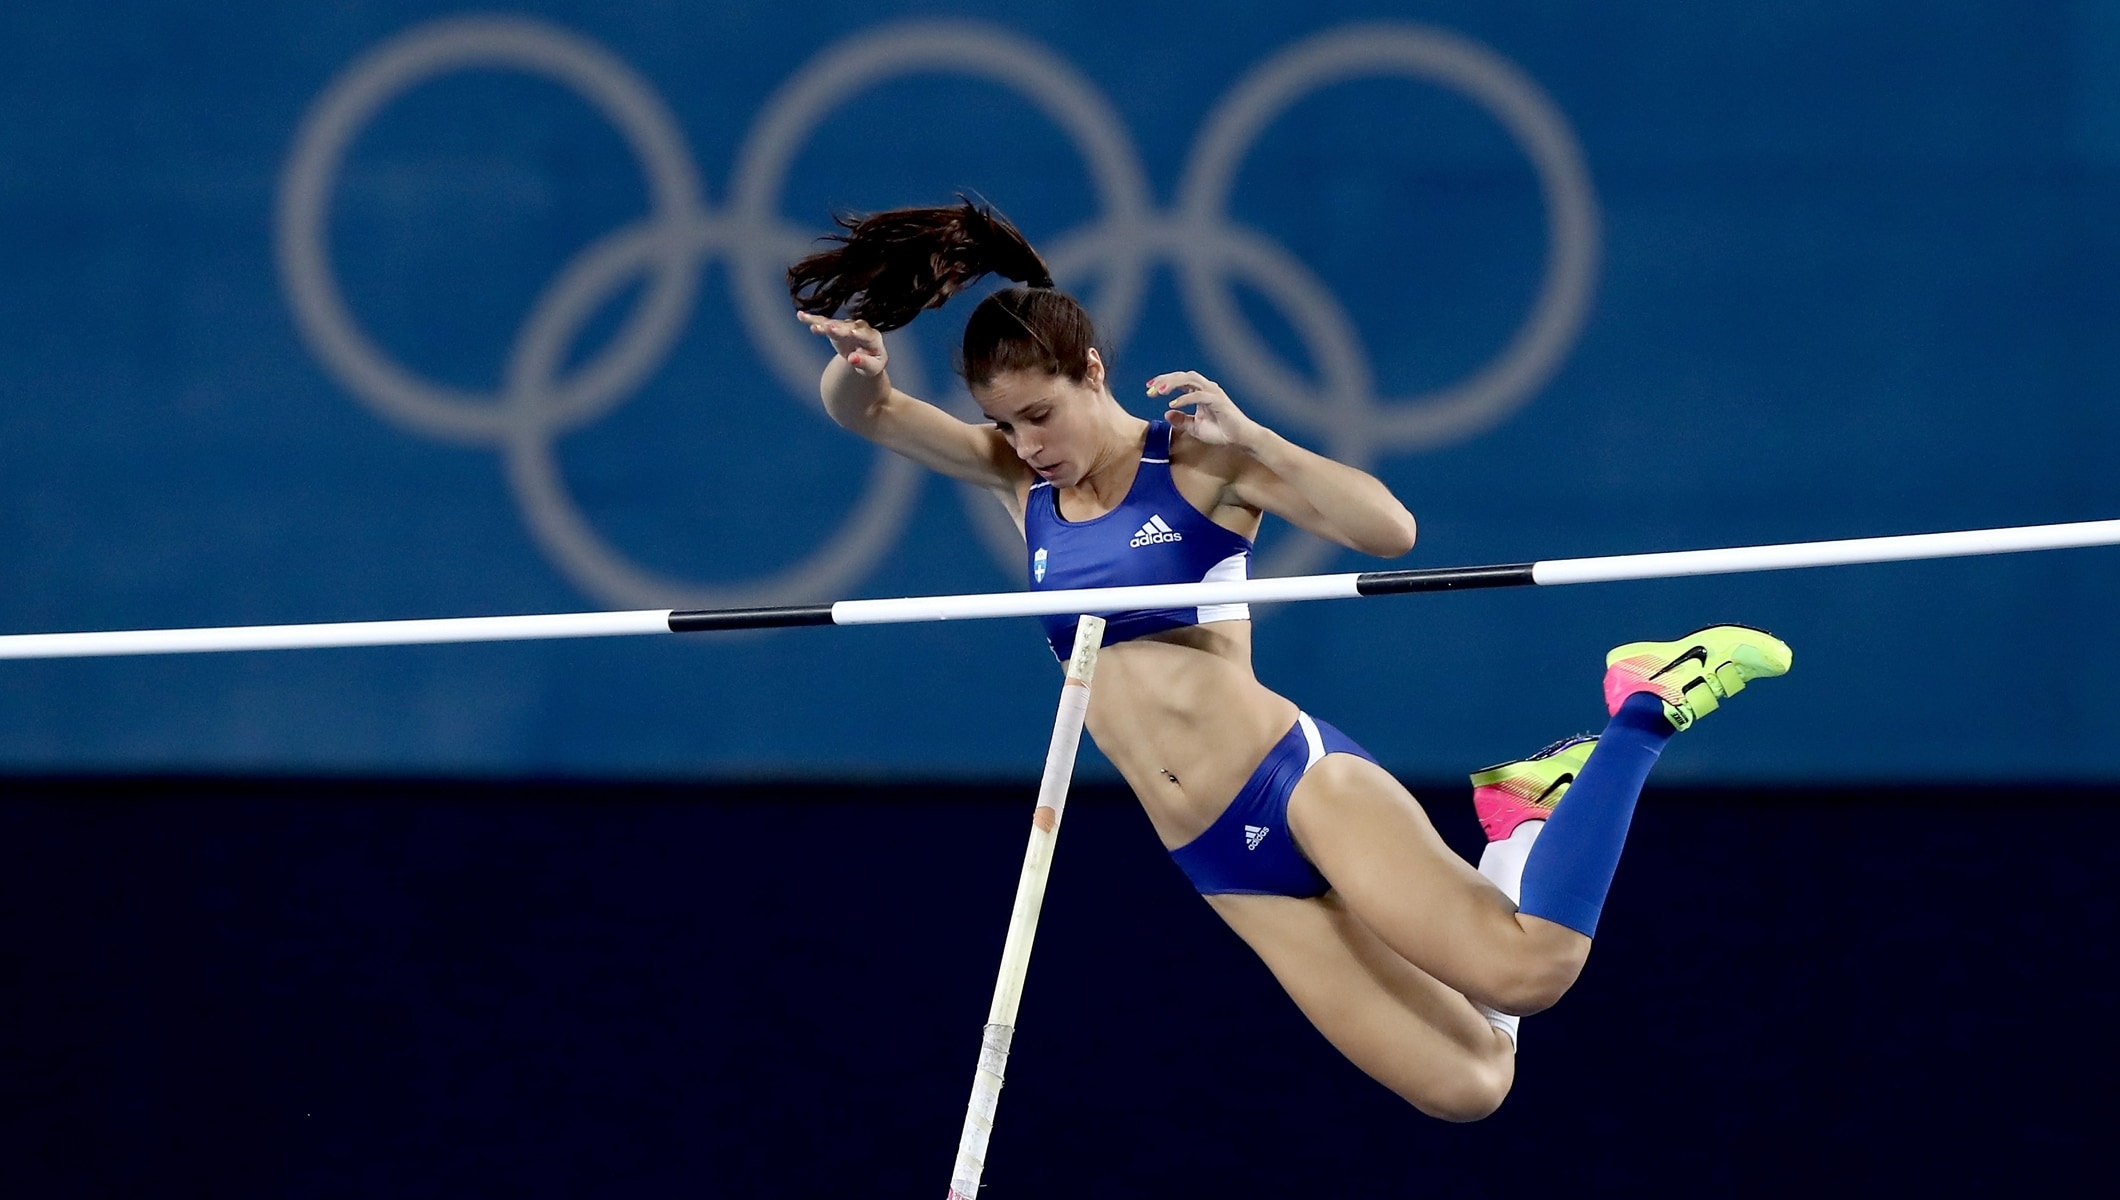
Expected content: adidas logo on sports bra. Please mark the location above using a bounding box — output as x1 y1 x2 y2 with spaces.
1129 514 1183 547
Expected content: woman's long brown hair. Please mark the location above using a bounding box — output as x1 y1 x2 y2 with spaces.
788 198 1099 386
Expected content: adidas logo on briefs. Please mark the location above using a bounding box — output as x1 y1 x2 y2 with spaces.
1129 514 1183 547
1244 824 1270 850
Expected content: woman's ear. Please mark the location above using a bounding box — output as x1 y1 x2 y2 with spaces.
1085 346 1106 390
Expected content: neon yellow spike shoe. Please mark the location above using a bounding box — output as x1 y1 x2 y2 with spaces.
1470 734 1598 842
1603 625 1793 731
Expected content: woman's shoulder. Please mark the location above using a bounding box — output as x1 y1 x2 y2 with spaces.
1161 421 1257 520
1164 421 1249 482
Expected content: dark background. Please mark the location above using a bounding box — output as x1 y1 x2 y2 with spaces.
3 776 2108 1196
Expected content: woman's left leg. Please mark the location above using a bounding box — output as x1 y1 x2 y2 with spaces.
1290 626 1793 1015
1284 754 1593 1017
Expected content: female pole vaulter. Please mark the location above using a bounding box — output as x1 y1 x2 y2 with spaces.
790 198 1789 1120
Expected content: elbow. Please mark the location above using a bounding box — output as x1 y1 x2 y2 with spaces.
820 391 882 435
818 363 891 433
817 381 852 429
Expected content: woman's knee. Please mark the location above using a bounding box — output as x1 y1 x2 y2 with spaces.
1476 932 1590 1016
1405 1049 1514 1123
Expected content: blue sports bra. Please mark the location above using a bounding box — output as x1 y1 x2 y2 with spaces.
1024 420 1254 660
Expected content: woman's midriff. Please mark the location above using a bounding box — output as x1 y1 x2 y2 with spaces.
1081 622 1299 849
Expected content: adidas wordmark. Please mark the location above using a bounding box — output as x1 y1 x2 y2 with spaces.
1129 514 1183 547
1244 824 1270 850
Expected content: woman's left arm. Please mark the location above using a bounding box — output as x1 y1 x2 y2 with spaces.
1152 371 1417 559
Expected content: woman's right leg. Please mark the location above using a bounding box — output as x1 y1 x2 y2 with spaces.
1206 891 1517 1123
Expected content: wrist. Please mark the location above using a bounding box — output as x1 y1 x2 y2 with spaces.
1234 421 1286 461
826 354 888 390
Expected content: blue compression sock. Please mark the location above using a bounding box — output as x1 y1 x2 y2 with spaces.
1516 693 1676 937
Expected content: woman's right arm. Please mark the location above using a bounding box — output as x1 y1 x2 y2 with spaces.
798 311 1025 492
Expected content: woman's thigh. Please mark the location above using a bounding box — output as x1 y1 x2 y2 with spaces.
1284 754 1588 1013
1207 891 1513 1122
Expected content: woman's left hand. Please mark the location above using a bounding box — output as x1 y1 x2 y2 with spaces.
1149 371 1263 450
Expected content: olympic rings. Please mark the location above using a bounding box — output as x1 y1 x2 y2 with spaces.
277 14 1600 608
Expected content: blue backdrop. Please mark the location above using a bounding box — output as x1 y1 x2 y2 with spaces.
4 1 2118 780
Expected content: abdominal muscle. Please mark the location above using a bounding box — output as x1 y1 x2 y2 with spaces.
1081 620 1298 850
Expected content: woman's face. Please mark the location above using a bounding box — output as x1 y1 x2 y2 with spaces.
972 349 1111 489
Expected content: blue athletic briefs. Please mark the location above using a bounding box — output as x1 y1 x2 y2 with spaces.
1170 713 1379 897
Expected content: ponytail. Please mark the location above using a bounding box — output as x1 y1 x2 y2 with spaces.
788 196 1099 387
786 197 1054 331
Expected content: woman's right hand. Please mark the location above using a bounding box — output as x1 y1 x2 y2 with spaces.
797 310 889 377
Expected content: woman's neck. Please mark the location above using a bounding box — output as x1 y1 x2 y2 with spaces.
1072 404 1148 506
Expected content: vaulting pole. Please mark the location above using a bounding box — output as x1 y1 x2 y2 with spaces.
946 616 1106 1200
